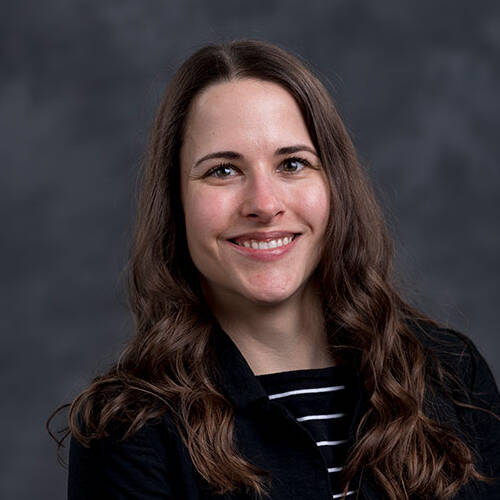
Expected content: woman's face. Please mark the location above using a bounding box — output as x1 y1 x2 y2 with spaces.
180 78 330 307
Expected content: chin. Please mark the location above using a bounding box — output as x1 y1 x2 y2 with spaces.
243 287 297 306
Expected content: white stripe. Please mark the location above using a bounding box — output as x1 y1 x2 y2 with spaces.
268 385 345 400
332 490 355 498
316 439 348 446
296 412 345 422
328 466 343 472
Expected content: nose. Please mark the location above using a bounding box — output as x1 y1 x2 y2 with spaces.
240 169 284 221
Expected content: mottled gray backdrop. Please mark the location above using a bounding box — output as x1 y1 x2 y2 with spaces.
2 1 499 498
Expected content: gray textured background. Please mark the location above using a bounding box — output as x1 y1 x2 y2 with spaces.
2 1 499 499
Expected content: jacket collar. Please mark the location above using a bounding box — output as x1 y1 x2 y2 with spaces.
211 319 270 410
210 318 371 419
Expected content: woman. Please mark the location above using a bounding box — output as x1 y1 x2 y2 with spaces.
51 40 499 499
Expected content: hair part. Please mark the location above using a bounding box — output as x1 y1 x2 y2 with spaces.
48 39 496 499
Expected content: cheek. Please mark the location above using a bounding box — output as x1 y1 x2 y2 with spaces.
184 188 233 244
296 181 330 229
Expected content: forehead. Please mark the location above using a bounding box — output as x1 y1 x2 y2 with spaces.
181 78 313 164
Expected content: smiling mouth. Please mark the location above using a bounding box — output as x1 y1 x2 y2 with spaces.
228 233 300 249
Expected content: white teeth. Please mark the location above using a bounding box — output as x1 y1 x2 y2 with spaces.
235 235 295 249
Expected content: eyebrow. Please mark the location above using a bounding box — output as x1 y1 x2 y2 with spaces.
192 144 319 170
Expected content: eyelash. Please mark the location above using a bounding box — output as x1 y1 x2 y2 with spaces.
204 156 314 179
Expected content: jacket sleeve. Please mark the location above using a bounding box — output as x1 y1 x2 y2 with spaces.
68 423 175 500
464 337 500 487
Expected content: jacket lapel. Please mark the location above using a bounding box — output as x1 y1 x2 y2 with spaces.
210 319 269 410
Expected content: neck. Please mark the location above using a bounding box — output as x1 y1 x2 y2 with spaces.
203 279 336 375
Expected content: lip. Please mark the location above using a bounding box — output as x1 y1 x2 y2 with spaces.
227 231 300 242
225 234 301 262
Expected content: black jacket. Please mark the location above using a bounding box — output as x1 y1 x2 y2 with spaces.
68 322 500 499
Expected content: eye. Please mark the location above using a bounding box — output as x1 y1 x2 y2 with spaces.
203 156 313 179
204 163 238 178
279 156 311 173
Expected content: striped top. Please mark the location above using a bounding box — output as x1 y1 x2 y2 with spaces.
256 364 358 499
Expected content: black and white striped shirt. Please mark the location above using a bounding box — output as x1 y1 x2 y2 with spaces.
256 365 358 499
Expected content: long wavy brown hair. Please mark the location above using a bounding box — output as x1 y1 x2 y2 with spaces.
48 39 497 499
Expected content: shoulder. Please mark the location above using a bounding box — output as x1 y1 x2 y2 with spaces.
407 319 496 391
68 415 179 499
408 319 500 485
407 319 500 427
408 318 476 359
69 410 184 466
